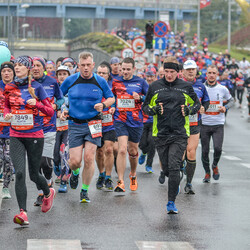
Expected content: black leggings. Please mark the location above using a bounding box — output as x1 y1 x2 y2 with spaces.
139 123 156 167
10 137 50 211
201 125 224 173
53 130 68 167
156 137 187 202
237 89 244 104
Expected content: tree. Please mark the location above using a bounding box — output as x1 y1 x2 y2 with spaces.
65 18 91 39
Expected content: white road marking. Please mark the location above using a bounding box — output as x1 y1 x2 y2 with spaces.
241 163 250 169
136 241 194 250
27 239 82 250
223 156 242 161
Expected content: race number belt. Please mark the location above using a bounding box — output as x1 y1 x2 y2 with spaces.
189 113 198 126
205 101 220 115
0 109 11 126
102 111 113 127
56 118 68 131
88 120 102 138
11 109 34 130
117 94 135 111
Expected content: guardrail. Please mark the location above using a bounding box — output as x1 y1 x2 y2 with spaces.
2 0 197 8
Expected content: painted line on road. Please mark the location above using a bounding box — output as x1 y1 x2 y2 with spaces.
27 239 82 250
136 241 194 250
241 163 250 169
222 155 242 161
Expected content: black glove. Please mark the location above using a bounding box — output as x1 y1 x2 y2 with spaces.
152 104 162 115
183 105 190 116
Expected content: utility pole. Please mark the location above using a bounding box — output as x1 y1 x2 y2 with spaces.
197 0 200 46
228 0 231 52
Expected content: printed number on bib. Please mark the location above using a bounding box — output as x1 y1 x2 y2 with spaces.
11 110 34 130
205 101 220 115
102 111 113 126
189 114 198 126
0 109 11 126
88 120 102 138
117 94 135 111
56 118 68 131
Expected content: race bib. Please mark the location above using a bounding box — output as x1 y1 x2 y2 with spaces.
0 109 11 126
11 110 34 130
56 118 68 131
189 113 198 126
88 120 102 138
205 101 220 115
117 95 135 111
102 111 113 127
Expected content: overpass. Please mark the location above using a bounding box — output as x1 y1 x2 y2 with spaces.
1 0 197 20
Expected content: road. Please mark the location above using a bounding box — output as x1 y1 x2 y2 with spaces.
0 100 250 250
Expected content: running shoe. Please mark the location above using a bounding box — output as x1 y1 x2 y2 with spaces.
41 188 56 213
96 176 105 189
145 165 154 173
34 195 44 206
184 183 195 194
114 180 125 192
53 164 61 177
80 189 90 203
69 173 79 189
104 178 113 191
212 166 220 180
166 201 178 214
129 175 138 191
138 153 146 165
2 187 11 199
158 171 165 184
58 181 68 193
55 175 61 184
203 173 211 183
13 209 29 226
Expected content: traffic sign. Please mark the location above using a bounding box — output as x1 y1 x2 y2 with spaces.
154 21 168 37
132 37 146 54
134 55 146 70
121 48 135 59
155 37 166 50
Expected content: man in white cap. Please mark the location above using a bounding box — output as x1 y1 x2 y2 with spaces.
182 59 210 193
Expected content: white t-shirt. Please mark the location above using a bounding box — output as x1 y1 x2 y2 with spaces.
202 83 232 126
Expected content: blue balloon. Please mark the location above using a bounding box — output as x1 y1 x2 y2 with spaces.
0 46 11 65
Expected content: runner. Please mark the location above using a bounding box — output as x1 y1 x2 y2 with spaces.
60 52 114 203
32 56 64 206
110 57 120 79
138 66 157 173
142 56 201 213
182 60 210 194
112 57 148 192
244 75 250 117
4 56 55 226
0 62 14 199
53 65 71 193
96 63 116 190
201 65 234 183
235 70 245 109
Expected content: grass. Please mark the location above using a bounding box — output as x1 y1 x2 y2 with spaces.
207 44 250 61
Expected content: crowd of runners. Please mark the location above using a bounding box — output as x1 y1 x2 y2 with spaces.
0 31 249 226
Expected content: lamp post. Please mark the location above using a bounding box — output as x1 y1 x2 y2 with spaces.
228 0 231 52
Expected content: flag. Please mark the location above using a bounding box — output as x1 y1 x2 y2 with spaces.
200 0 211 9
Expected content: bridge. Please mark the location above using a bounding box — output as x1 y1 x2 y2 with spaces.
1 0 197 20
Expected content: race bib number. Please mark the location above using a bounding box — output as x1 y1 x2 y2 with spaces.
0 109 11 126
117 95 135 111
189 114 198 126
205 101 220 115
56 118 68 131
11 110 34 130
88 120 102 138
102 111 113 127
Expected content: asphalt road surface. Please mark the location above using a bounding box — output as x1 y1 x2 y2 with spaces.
1 100 250 250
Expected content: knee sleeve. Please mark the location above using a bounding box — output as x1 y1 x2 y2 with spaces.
128 152 138 159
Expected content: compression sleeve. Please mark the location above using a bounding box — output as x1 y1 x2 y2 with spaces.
224 97 234 110
36 97 54 117
203 100 210 111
